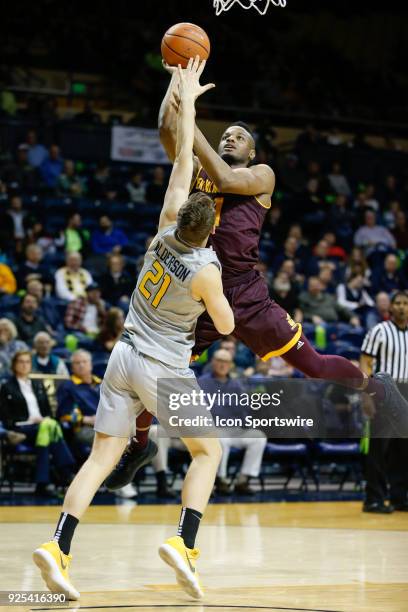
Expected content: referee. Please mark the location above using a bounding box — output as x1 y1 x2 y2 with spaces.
360 291 408 513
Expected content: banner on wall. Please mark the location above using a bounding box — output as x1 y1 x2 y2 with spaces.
110 126 170 164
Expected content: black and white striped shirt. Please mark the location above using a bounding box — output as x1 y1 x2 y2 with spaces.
361 320 408 382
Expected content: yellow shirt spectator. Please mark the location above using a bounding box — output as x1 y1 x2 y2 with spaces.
0 263 17 294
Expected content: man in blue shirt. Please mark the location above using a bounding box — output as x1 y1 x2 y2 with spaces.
57 349 101 447
198 349 266 495
40 144 63 188
91 215 129 255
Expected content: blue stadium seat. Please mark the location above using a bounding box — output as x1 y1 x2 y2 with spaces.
261 442 313 490
313 440 362 491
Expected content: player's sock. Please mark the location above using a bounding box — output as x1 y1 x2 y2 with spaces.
177 507 202 549
284 334 386 400
133 410 154 450
53 512 79 555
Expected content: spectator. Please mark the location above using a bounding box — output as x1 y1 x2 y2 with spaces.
58 160 86 197
7 194 27 240
246 355 294 379
88 162 114 199
336 273 375 313
383 200 402 230
354 210 396 255
97 307 124 352
55 252 93 301
125 172 146 203
371 253 407 295
0 143 38 192
364 184 380 212
26 279 62 334
306 239 338 277
323 384 363 438
344 247 371 285
91 215 129 255
145 166 166 203
25 219 64 256
326 127 344 146
327 161 351 197
279 259 304 292
13 294 49 344
0 318 28 377
40 144 63 189
272 236 302 274
57 350 101 448
366 292 391 329
25 129 48 168
199 349 267 495
269 272 300 319
318 264 336 295
0 350 74 496
392 211 408 250
0 261 17 294
64 282 106 336
378 174 401 206
17 244 49 288
328 194 354 248
32 331 69 376
321 231 347 261
62 212 90 255
99 253 133 305
299 277 359 326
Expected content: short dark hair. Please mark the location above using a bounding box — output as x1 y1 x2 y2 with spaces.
391 291 408 304
177 192 216 245
229 121 254 140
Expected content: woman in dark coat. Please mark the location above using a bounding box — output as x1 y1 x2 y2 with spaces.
0 350 75 496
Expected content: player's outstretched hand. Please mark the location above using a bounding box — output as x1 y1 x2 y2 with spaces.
177 56 215 102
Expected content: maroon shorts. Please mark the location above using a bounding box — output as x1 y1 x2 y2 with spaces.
193 270 302 361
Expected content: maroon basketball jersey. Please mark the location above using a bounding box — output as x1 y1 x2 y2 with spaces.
190 167 271 281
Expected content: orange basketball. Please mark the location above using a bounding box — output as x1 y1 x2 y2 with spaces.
161 23 210 69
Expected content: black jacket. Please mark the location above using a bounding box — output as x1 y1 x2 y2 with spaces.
0 376 51 429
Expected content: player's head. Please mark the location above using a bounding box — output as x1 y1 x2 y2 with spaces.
218 121 255 167
390 291 408 323
177 192 216 246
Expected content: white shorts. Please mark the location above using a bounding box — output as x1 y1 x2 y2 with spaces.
94 341 201 438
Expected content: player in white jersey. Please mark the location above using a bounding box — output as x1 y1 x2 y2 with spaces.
33 58 234 601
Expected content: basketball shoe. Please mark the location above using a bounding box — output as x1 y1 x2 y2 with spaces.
105 439 158 490
33 540 80 601
158 535 203 599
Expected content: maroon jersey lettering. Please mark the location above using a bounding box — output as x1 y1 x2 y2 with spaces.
191 167 271 281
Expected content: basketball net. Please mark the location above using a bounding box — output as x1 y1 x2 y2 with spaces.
213 0 287 16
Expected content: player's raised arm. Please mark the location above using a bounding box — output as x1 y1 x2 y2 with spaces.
159 58 215 231
191 263 234 335
158 65 180 163
193 124 275 197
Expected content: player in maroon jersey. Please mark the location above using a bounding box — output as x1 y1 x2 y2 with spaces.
105 62 408 493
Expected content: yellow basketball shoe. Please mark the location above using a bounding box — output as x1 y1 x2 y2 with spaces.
158 535 203 599
33 541 80 601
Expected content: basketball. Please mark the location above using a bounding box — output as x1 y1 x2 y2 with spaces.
161 22 210 68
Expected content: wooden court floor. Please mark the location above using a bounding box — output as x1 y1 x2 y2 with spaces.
0 502 407 612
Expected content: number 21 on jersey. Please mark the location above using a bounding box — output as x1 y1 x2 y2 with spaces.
138 260 171 308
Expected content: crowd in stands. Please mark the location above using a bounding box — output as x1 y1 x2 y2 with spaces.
1 3 407 125
0 122 407 498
